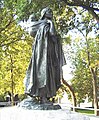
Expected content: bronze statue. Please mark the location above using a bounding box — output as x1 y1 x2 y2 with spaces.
24 7 65 104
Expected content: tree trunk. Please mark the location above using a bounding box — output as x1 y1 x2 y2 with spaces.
90 67 99 116
86 37 99 116
10 55 14 106
62 79 76 111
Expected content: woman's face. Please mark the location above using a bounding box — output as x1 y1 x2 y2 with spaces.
45 9 53 19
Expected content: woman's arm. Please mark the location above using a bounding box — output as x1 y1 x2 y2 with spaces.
47 20 56 35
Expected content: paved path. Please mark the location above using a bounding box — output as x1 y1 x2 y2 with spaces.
87 115 99 120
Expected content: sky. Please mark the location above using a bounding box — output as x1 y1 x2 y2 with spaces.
62 64 73 83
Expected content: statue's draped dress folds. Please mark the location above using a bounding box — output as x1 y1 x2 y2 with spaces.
24 7 66 99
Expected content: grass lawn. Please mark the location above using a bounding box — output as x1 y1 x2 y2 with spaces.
76 109 94 114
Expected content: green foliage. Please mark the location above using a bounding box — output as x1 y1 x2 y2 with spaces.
64 9 98 104
0 94 5 101
55 5 75 38
0 2 33 97
3 0 57 21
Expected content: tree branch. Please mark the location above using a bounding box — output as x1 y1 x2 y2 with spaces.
0 20 14 33
61 0 99 22
92 7 99 12
83 6 99 22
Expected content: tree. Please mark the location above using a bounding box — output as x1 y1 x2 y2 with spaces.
0 2 33 100
64 9 98 115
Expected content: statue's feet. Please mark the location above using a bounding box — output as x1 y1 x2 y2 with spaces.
40 97 53 105
25 92 33 98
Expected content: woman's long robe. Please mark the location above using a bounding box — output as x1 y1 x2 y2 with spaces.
24 19 65 98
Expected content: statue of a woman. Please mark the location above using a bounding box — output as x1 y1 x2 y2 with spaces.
24 7 65 104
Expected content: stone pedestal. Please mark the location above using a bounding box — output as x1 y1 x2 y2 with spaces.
0 97 90 120
18 97 61 110
0 106 90 120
